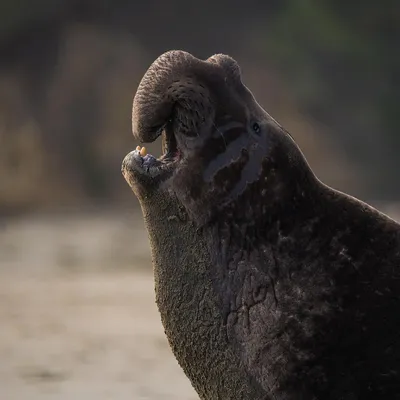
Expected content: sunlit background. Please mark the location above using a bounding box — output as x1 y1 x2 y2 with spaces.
1 1 399 399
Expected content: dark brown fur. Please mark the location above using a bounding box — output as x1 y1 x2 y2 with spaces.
122 50 400 399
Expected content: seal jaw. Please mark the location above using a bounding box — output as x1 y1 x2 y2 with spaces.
122 121 184 199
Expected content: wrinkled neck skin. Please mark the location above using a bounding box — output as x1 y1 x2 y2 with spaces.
137 136 317 399
137 191 267 399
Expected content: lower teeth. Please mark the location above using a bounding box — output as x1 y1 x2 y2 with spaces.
136 146 147 156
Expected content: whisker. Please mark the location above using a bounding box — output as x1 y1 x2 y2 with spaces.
213 122 227 150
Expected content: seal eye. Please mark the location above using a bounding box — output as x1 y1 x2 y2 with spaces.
252 122 261 134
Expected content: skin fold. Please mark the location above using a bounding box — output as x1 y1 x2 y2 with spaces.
122 50 400 400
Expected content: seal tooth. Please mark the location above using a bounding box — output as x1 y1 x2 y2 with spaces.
140 147 147 156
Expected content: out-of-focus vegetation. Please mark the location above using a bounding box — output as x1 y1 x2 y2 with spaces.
261 0 400 196
0 1 398 214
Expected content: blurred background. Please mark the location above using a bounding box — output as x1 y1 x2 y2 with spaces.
0 1 399 399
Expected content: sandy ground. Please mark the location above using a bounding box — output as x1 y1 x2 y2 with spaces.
0 204 399 400
0 209 198 400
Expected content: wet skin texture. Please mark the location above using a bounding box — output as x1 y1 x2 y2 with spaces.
122 51 400 399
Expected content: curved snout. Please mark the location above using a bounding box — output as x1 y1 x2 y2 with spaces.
131 50 242 143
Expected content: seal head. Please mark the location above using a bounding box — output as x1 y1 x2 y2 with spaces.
122 50 315 226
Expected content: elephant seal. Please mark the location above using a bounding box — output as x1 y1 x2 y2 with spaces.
122 50 400 399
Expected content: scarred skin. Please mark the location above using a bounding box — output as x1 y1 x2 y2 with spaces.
122 50 400 399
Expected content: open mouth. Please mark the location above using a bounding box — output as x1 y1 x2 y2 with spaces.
122 126 181 180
